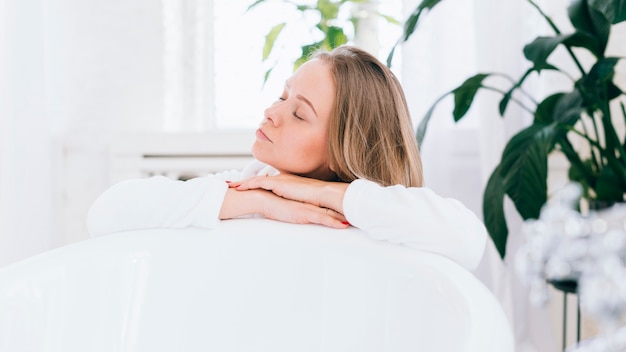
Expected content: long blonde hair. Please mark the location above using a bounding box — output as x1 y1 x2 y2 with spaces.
314 46 423 187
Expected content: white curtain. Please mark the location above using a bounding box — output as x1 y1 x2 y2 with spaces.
399 0 565 351
0 0 55 267
0 0 168 266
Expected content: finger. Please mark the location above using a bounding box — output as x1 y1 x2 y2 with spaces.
233 175 275 191
314 208 350 229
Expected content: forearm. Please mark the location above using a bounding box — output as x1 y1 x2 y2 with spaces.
318 182 349 213
219 188 267 219
87 176 228 236
343 179 487 271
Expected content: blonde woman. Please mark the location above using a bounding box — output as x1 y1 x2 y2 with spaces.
88 46 487 271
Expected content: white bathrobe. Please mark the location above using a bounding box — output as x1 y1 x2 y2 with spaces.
87 160 487 272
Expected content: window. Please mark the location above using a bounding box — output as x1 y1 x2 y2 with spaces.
162 0 403 132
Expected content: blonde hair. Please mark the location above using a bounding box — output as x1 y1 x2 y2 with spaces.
314 46 423 187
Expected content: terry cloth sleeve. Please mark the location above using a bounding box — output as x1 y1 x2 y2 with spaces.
86 176 229 236
342 179 487 271
86 160 279 237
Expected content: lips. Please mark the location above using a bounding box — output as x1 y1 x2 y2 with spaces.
256 128 273 142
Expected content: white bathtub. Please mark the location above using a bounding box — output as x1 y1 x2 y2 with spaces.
0 218 513 351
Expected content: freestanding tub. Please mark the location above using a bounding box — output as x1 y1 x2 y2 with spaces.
0 218 513 351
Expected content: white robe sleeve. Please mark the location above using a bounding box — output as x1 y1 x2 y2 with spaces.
342 179 487 271
86 160 279 237
86 176 229 236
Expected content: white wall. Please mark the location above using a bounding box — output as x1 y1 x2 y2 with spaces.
0 0 166 266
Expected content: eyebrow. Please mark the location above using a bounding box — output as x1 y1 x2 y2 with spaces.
296 94 318 117
285 80 318 117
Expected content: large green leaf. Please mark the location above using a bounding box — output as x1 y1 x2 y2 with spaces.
552 90 584 125
613 0 626 22
568 0 610 56
500 123 556 219
535 93 565 123
524 35 568 68
451 73 491 121
415 73 491 146
590 0 626 23
580 57 621 101
483 165 508 259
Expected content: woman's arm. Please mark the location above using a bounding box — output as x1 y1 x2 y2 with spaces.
88 172 348 236
342 179 487 271
234 175 487 271
87 176 229 236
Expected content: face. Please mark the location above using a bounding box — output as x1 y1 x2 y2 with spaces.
252 59 336 180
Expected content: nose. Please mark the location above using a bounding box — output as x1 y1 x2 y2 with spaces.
263 104 282 127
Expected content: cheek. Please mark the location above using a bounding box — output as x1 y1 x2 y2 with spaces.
287 130 328 158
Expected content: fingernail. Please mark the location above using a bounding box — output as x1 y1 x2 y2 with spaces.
225 180 231 183
341 221 350 225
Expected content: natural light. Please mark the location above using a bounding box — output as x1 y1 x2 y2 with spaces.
213 0 402 129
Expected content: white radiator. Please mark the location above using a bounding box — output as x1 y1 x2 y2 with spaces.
109 131 255 183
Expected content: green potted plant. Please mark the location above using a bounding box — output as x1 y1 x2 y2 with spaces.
247 0 398 83
392 0 626 259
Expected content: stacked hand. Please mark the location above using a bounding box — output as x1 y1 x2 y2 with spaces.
219 174 350 229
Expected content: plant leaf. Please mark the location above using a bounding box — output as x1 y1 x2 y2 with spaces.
568 158 595 197
552 90 584 125
596 166 625 201
451 73 491 121
387 0 444 65
613 0 626 22
499 68 534 116
415 92 452 147
483 165 508 259
263 67 274 86
568 0 610 56
524 35 575 69
294 42 322 71
325 26 348 48
590 0 626 23
535 93 565 123
317 0 340 21
246 0 267 12
402 0 444 41
581 57 620 100
500 123 556 219
263 23 286 61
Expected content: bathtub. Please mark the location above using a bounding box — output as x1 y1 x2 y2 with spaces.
0 218 513 351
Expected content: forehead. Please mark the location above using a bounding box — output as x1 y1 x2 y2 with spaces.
288 59 336 115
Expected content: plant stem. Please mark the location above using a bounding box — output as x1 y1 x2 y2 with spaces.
558 136 595 187
492 72 540 105
527 0 586 76
481 85 536 115
581 110 602 171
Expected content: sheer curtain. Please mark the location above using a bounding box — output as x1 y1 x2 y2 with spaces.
0 0 166 266
399 0 563 351
0 0 55 267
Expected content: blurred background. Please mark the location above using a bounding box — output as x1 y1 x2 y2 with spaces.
1 0 624 351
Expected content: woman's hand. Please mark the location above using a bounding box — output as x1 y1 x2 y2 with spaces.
219 187 349 229
229 174 349 214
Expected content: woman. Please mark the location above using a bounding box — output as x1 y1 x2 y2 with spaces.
87 46 487 271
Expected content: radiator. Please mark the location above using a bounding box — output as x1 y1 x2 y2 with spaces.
109 131 255 183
